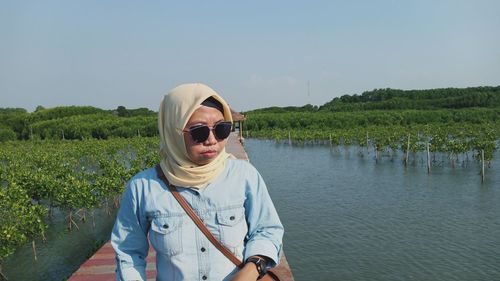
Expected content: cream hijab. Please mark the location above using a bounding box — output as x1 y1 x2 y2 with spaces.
158 83 234 189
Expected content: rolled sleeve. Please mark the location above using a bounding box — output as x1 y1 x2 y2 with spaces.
243 165 284 267
244 238 282 267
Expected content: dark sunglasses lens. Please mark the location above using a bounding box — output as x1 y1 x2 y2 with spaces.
190 126 210 143
214 122 232 140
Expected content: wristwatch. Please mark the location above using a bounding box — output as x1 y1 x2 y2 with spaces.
246 256 268 279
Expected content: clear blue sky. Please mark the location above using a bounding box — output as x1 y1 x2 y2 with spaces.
1 0 499 112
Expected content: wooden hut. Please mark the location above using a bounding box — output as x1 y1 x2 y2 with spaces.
230 109 246 139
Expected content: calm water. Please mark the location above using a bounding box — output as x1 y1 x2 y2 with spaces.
3 208 117 281
4 140 500 281
245 139 500 281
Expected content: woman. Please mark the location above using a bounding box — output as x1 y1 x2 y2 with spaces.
111 83 284 281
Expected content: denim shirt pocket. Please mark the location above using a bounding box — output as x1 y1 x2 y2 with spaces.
216 207 247 249
149 215 183 256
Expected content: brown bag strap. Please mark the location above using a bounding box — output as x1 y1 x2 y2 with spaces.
155 164 244 268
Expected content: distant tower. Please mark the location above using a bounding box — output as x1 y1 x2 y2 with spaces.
307 80 311 104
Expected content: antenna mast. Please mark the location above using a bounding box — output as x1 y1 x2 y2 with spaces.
307 80 311 104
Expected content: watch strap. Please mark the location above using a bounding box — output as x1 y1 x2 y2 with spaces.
246 256 268 279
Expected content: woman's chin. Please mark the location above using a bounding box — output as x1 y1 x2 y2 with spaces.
194 153 219 165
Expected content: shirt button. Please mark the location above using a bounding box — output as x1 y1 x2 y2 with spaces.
201 247 206 252
202 275 207 280
162 224 169 229
229 216 235 220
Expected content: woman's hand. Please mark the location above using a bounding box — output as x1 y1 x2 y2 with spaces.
231 262 260 281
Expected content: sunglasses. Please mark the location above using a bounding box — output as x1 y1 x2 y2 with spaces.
183 121 232 143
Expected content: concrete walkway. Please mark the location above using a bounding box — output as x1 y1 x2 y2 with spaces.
68 133 294 281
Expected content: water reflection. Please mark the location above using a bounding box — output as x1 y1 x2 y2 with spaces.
4 208 117 281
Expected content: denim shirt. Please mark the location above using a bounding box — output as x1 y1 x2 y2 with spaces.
111 159 284 281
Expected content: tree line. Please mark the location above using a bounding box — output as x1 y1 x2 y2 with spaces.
244 108 500 131
248 86 500 113
0 106 156 141
2 86 499 142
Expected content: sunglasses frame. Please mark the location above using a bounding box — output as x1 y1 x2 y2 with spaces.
182 121 233 143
